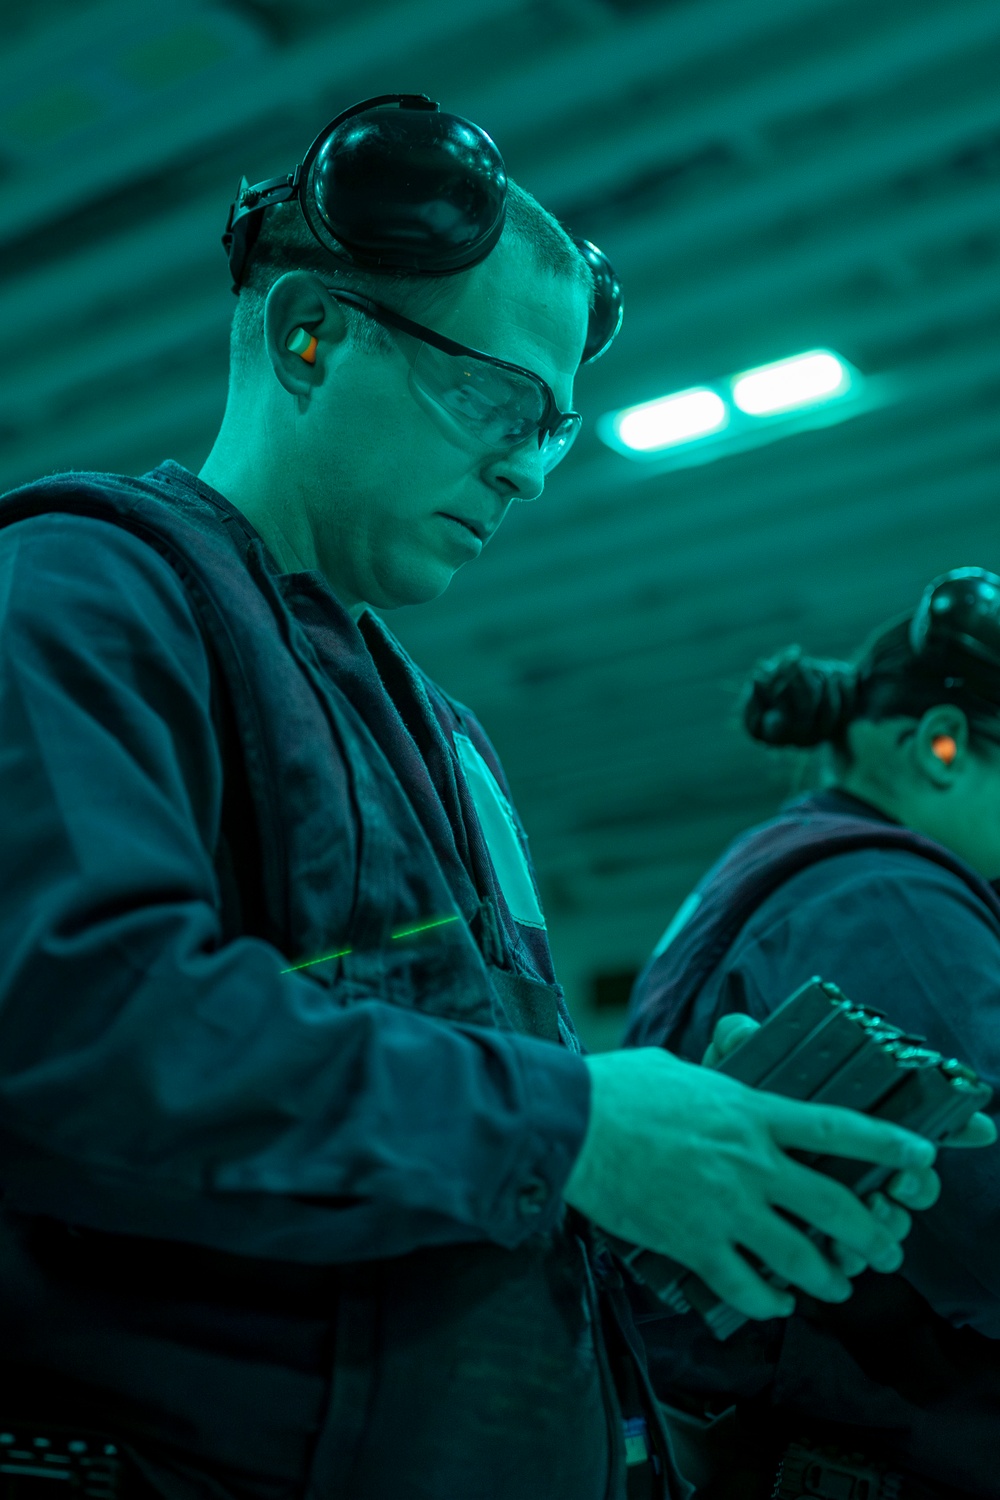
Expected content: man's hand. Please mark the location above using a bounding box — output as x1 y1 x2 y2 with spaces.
700 1012 761 1071
564 1046 939 1321
699 1010 996 1280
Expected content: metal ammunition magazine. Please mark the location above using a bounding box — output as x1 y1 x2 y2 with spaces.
612 977 992 1340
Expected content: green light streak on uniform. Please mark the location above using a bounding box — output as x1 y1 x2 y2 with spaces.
389 915 460 941
280 915 459 974
280 946 353 975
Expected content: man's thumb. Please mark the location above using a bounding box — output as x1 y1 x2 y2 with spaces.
702 1012 760 1068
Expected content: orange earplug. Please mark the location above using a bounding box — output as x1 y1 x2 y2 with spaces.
931 734 958 765
286 327 318 364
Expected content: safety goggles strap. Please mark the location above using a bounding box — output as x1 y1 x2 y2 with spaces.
223 167 302 291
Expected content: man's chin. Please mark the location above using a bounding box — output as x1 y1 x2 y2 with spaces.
370 561 459 612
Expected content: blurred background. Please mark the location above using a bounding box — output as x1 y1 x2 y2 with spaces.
2 0 999 1047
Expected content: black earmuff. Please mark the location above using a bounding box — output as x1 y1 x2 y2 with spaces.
222 93 623 365
910 569 1000 677
300 95 508 275
575 238 624 364
224 94 507 289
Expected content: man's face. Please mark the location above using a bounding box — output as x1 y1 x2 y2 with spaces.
281 238 589 612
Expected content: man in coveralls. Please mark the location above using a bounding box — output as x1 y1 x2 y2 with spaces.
0 97 961 1500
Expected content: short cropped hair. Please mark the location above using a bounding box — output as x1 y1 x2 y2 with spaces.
229 179 593 383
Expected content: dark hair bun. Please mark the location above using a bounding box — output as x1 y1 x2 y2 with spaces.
741 646 858 747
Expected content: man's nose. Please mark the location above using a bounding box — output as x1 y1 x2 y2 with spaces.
483 438 546 502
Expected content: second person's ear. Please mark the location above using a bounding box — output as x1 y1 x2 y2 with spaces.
914 706 969 785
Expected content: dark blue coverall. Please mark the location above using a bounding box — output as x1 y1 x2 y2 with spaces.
0 463 677 1500
627 789 1000 1498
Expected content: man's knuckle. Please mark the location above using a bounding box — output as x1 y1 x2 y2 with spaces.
698 1256 741 1299
811 1111 842 1149
812 1174 857 1223
873 1223 899 1255
783 1240 818 1280
694 1247 726 1281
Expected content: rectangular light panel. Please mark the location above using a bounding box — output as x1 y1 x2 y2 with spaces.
599 349 884 469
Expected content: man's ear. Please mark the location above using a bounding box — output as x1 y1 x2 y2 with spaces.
263 272 350 398
912 704 970 788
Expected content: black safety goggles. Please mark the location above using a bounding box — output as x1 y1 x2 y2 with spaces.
326 288 583 475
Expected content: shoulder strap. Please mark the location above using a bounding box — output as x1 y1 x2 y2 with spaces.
208 655 269 944
0 473 276 945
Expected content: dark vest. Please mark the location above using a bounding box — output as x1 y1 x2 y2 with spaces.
0 467 676 1500
626 790 1000 1060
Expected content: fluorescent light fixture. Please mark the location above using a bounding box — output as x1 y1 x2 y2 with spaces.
606 387 728 454
599 348 885 470
731 349 850 416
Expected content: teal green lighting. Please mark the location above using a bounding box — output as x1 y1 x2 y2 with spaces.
280 914 460 974
599 349 885 471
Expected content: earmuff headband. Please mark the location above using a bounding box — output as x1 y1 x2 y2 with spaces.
222 94 624 366
223 94 505 288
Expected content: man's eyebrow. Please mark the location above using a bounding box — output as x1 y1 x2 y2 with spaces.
510 341 573 403
485 346 574 410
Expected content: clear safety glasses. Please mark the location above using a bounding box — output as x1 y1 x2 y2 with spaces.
326 288 583 475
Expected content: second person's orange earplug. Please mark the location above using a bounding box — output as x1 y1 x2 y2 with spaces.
931 734 958 765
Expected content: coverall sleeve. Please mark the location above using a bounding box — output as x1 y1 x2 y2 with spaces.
732 853 1000 1337
0 513 590 1262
